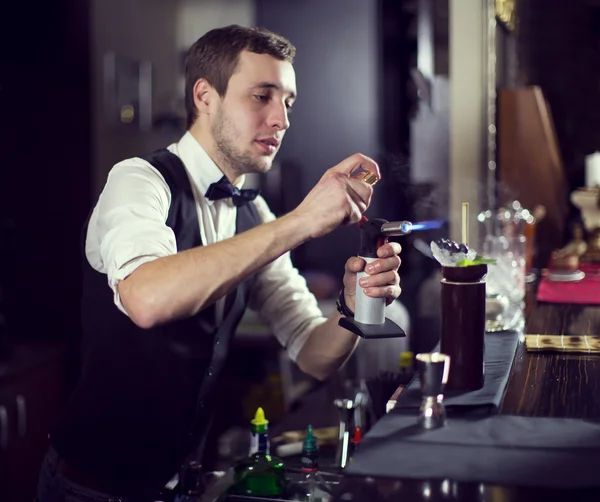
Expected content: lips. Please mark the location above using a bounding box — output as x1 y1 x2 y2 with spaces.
257 137 280 148
256 137 280 154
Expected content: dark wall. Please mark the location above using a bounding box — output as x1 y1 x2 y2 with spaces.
0 1 92 341
255 0 416 276
255 0 383 276
517 0 600 191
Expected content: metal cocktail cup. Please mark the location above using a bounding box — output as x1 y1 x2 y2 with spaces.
416 353 450 429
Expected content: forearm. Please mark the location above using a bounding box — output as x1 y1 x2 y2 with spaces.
118 211 311 328
296 312 359 381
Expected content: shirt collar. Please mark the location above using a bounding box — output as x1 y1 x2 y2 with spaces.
175 131 246 206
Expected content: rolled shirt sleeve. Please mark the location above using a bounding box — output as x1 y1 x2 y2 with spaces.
87 157 327 350
85 158 177 314
247 196 327 362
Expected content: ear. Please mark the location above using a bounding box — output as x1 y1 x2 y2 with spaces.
192 78 215 115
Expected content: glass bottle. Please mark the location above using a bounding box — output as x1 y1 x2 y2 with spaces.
232 407 286 497
398 351 415 384
348 425 362 462
174 460 204 502
292 425 333 502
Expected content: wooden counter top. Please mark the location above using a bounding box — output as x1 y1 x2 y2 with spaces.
331 283 600 501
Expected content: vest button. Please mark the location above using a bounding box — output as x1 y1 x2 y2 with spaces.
207 366 213 376
215 338 220 346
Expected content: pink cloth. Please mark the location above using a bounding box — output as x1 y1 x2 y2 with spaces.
537 263 600 304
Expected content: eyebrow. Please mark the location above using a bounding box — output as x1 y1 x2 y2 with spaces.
253 81 296 100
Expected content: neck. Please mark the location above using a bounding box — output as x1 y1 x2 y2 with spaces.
188 123 242 185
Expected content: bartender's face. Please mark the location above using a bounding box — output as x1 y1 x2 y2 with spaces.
211 50 296 175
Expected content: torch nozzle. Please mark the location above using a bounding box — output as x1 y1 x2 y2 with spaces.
380 219 446 236
381 220 413 236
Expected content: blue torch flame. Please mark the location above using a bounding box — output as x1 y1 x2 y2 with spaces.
410 219 446 232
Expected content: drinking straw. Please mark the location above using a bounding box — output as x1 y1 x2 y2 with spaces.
462 202 469 245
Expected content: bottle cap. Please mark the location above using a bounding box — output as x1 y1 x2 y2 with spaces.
303 424 318 453
251 407 269 427
351 426 362 445
399 351 414 368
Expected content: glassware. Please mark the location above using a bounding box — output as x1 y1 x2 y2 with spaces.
333 398 356 469
232 407 286 497
440 265 487 392
482 234 525 331
478 201 530 331
416 353 450 429
290 425 333 502
174 461 204 502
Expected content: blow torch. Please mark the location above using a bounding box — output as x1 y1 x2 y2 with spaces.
339 217 444 339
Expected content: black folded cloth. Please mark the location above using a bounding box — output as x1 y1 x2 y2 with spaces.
345 413 600 488
394 331 520 415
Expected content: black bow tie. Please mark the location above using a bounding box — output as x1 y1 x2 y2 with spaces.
204 176 260 207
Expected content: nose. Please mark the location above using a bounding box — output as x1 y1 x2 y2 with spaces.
268 100 290 131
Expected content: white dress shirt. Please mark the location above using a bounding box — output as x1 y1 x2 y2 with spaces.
85 131 326 361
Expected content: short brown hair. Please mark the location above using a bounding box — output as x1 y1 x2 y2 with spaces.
184 25 296 129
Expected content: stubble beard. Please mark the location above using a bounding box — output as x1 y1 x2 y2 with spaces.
212 108 273 176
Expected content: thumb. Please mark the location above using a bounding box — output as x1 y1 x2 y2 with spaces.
344 256 366 294
344 257 365 295
345 256 366 275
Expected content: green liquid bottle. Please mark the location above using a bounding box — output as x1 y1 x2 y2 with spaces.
232 407 286 497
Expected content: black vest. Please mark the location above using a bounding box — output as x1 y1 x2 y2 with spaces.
51 149 260 496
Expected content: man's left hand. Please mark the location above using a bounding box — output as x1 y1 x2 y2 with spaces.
342 242 402 313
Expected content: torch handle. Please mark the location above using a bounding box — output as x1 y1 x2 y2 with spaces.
354 256 386 325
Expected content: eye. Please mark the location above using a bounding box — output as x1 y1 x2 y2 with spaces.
253 94 269 102
285 103 293 113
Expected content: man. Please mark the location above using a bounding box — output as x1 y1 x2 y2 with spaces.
37 25 402 500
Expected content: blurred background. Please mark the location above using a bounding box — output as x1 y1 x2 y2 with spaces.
1 0 599 498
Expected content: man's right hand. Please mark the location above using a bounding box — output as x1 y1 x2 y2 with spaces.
292 153 381 239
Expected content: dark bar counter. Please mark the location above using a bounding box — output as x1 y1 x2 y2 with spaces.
329 287 600 502
502 301 600 419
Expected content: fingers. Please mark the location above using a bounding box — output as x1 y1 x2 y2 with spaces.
315 154 380 228
330 153 381 180
340 201 363 227
298 153 380 238
364 255 401 275
332 173 373 225
363 284 402 305
362 285 402 305
359 270 400 289
344 175 373 207
359 242 402 302
331 177 369 226
342 182 370 217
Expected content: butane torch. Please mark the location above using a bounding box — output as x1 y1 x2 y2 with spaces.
338 217 413 339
